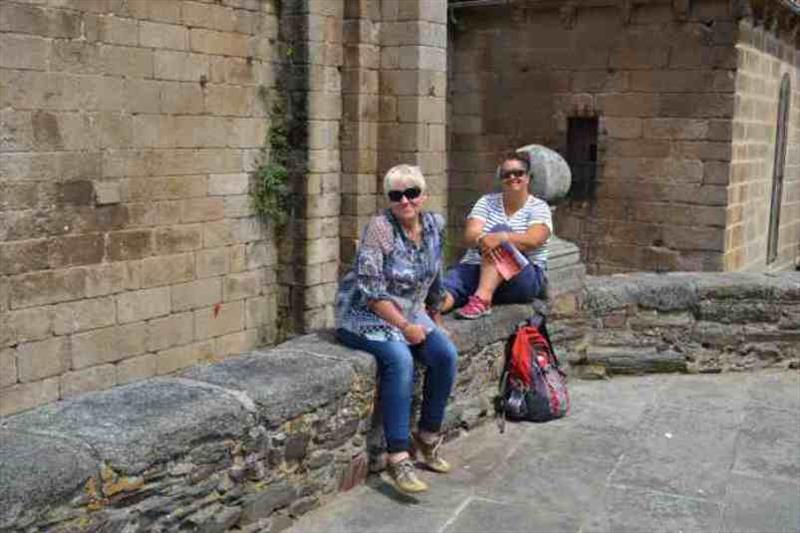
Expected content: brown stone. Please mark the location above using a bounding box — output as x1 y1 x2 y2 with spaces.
48 234 104 269
107 230 153 261
0 240 49 275
10 269 86 309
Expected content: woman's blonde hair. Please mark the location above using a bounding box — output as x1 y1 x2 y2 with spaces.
383 164 426 195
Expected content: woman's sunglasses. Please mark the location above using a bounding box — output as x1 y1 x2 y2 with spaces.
501 169 527 180
388 187 422 202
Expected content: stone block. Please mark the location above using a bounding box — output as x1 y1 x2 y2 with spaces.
180 198 225 223
116 287 171 324
156 340 215 375
115 353 157 385
181 1 237 32
107 230 153 261
51 297 116 336
60 364 116 399
205 85 255 116
147 312 194 352
0 34 48 70
213 329 259 360
643 118 709 140
101 45 154 78
190 28 249 56
154 50 209 82
72 323 148 370
16 337 69 383
84 262 138 297
3 307 50 348
139 20 188 50
0 377 59 417
160 81 204 114
10 269 86 310
203 221 235 248
139 252 195 288
196 248 230 278
0 240 49 275
596 94 659 117
195 300 244 339
154 225 203 255
94 180 121 205
223 272 261 302
659 94 735 118
209 173 250 196
0 347 17 388
85 14 138 45
172 278 222 312
127 0 181 23
48 234 104 269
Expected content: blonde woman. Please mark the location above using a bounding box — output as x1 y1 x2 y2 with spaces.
335 165 458 494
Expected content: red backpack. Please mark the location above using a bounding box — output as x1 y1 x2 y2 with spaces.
497 317 569 430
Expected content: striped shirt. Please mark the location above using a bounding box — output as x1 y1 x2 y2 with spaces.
461 193 552 268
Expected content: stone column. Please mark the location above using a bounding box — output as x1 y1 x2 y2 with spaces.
278 0 344 333
516 144 587 315
340 0 381 267
378 0 448 213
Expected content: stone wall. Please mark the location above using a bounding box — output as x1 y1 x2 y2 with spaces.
0 304 530 533
2 272 797 532
725 19 800 271
447 0 799 274
558 272 800 376
0 0 282 416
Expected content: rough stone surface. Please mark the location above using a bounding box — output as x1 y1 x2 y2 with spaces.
287 371 800 533
0 431 98 530
2 379 251 474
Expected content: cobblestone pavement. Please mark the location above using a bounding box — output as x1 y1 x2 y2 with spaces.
288 371 800 533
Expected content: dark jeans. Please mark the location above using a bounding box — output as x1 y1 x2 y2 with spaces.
336 327 458 453
443 262 545 309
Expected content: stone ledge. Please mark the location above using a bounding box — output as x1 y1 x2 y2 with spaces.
0 303 538 532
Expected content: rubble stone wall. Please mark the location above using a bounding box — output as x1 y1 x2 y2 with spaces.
0 0 282 416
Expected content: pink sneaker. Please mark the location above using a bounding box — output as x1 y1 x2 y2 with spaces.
456 295 491 320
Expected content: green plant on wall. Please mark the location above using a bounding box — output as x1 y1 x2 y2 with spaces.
250 85 291 226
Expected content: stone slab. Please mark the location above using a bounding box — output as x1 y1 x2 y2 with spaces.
181 349 356 426
0 430 98 530
2 378 250 474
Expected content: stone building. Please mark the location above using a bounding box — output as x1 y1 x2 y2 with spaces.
0 0 797 417
449 0 800 274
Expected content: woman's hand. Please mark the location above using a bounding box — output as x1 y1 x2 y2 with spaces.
402 323 427 345
479 232 508 259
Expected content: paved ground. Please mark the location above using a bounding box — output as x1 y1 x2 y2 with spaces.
288 370 800 533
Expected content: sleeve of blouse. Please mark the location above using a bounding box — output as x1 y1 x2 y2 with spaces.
425 213 447 310
355 216 393 302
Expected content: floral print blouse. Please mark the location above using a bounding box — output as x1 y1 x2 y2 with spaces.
335 209 446 342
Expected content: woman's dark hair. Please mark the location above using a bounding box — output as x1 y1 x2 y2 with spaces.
495 151 531 179
500 151 530 172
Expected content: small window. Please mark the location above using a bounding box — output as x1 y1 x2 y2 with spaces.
767 74 791 264
566 117 598 201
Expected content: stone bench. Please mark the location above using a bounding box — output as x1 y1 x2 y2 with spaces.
0 303 539 533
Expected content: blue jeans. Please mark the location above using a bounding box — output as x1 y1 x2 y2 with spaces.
336 327 458 453
444 222 546 308
443 262 545 309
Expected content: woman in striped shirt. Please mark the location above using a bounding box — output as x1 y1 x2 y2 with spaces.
442 152 552 319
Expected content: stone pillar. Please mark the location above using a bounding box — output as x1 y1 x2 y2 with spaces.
516 144 586 315
378 0 448 213
279 0 344 333
340 0 381 267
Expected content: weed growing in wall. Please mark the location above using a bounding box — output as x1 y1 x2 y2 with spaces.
250 85 291 226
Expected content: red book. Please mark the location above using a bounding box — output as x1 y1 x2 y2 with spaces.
492 242 529 281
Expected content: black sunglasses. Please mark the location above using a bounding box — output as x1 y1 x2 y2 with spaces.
501 169 527 180
387 187 422 202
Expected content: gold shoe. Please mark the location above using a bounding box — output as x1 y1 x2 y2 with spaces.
412 433 452 474
387 458 428 493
